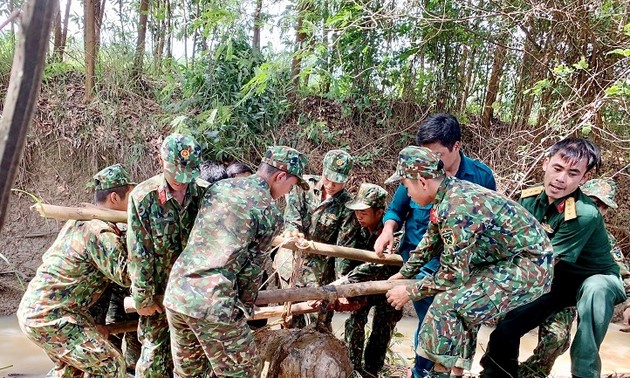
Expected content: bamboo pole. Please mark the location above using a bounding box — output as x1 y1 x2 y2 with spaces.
124 280 418 313
31 203 127 223
273 237 402 266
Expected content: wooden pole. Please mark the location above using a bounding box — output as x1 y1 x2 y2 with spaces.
123 280 417 313
273 237 402 266
32 203 127 223
0 0 57 231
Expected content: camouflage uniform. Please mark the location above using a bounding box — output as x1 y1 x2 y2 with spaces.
339 184 403 375
388 147 554 370
163 146 307 377
127 134 206 378
17 164 134 378
520 179 630 378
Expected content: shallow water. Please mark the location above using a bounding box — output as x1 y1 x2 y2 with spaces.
1 313 628 377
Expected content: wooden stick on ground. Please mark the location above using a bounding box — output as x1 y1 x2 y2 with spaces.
31 203 127 223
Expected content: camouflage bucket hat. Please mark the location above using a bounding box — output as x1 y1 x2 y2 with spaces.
323 149 354 183
346 183 388 210
385 146 445 184
581 179 618 209
262 146 309 190
160 133 202 184
92 163 136 191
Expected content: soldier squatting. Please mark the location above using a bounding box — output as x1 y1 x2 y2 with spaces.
17 114 630 378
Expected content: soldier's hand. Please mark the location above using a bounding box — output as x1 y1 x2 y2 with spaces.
374 229 394 259
137 303 163 316
388 272 404 281
96 324 110 338
281 230 305 239
386 285 410 311
620 307 630 333
332 297 366 312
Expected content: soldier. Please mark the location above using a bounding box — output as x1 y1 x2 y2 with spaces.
163 146 308 377
283 149 358 327
384 146 553 378
335 183 403 377
481 138 627 378
519 178 630 377
17 164 135 377
127 133 207 378
374 113 496 378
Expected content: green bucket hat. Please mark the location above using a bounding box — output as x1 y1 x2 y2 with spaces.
262 146 309 190
161 133 202 184
92 163 136 191
385 146 445 184
581 179 618 209
322 149 353 183
346 183 388 210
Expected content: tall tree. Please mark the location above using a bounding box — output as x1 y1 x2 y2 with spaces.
252 0 263 51
291 0 308 90
131 0 149 80
482 40 507 128
84 0 96 100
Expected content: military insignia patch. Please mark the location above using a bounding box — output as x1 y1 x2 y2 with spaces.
181 148 190 158
441 227 455 246
540 222 554 234
336 159 344 166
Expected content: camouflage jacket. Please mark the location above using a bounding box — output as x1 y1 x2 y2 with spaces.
127 174 207 308
163 175 283 321
284 174 357 246
609 231 630 299
400 176 553 300
18 219 130 325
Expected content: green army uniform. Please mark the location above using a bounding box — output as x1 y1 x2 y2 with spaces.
163 146 308 377
389 147 554 371
337 184 404 375
127 134 206 378
17 164 134 378
519 179 630 378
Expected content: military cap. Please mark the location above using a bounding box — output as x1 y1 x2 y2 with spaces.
385 146 445 184
581 178 618 209
93 163 135 191
160 133 202 184
262 146 309 190
322 149 353 184
346 183 388 210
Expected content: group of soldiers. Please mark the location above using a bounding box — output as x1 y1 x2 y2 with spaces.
15 113 630 378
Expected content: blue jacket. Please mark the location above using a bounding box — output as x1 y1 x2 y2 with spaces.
383 152 496 261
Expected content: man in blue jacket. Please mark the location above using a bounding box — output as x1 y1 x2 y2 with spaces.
374 113 496 378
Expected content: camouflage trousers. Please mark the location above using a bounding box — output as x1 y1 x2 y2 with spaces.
345 294 403 375
107 286 141 371
519 307 576 378
418 255 552 370
19 315 126 378
135 312 173 378
291 254 337 329
166 308 261 377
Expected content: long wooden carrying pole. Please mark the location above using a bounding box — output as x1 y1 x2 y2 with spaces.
30 204 402 266
123 279 418 313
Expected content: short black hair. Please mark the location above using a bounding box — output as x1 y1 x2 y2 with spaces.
257 162 282 177
546 138 601 173
94 185 133 204
200 161 228 184
226 162 253 178
415 113 462 150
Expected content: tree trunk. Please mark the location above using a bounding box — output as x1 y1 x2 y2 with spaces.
52 8 62 61
291 0 307 91
166 0 173 61
0 0 57 230
58 0 71 60
131 0 149 80
482 42 507 128
94 0 105 56
84 0 96 101
252 0 263 51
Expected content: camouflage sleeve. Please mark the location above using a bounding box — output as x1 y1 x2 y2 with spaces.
283 187 305 233
399 221 442 278
126 195 157 308
237 258 264 315
407 223 476 300
89 223 131 288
